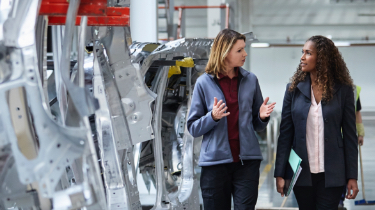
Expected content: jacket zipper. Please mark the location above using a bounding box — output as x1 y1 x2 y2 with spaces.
239 155 244 165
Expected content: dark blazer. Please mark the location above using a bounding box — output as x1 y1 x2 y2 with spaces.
274 73 358 187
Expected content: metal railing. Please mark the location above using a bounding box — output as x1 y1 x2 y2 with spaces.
266 111 281 164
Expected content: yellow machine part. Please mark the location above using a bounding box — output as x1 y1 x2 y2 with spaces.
168 57 195 78
176 57 195 67
168 66 181 78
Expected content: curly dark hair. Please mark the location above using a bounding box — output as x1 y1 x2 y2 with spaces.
289 35 353 101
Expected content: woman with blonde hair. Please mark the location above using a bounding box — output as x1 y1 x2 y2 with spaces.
187 29 275 210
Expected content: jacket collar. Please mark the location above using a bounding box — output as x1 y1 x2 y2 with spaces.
206 67 250 79
238 67 250 77
297 73 342 101
218 68 238 80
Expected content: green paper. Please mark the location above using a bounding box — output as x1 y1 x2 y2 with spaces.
289 149 302 172
286 149 302 196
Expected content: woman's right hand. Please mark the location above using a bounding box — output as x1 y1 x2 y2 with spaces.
211 97 230 121
276 177 285 197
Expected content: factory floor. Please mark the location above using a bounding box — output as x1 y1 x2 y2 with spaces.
139 113 375 210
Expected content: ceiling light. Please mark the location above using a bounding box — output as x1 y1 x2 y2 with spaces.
334 42 350 47
251 43 270 48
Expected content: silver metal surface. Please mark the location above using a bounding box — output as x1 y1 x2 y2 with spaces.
93 42 141 210
0 153 39 210
134 38 213 210
35 16 49 107
0 0 12 84
0 1 280 209
3 0 40 48
152 66 170 210
78 16 88 88
140 38 213 76
176 67 198 204
59 0 97 121
52 25 67 124
0 1 106 209
100 26 156 145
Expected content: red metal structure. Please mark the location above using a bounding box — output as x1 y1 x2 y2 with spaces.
39 0 130 26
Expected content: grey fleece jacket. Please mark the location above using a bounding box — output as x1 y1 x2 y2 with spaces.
187 67 269 166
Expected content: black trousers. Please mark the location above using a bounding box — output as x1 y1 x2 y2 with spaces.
293 173 345 210
200 160 261 210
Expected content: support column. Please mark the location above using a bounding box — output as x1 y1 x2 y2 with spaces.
130 0 158 42
207 0 223 38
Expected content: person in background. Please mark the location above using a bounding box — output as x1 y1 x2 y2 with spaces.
187 29 275 210
274 35 359 210
354 85 365 146
338 85 365 209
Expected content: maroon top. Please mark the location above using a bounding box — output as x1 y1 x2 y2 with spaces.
218 68 240 162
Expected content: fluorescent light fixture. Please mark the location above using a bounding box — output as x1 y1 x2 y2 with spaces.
251 43 270 48
334 42 350 47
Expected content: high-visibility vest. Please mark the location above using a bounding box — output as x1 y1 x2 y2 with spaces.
354 85 361 112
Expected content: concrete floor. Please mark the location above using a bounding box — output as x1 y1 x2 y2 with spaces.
139 117 375 210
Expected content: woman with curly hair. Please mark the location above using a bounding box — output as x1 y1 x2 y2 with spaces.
274 35 359 209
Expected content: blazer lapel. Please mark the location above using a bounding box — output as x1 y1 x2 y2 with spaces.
297 73 311 100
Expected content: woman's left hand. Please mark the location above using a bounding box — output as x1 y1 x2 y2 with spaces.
260 97 276 120
346 179 359 199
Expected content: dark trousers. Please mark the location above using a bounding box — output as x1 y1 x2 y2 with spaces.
200 160 261 210
293 173 345 210
339 185 347 205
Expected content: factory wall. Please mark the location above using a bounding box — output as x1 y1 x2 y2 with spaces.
250 46 375 112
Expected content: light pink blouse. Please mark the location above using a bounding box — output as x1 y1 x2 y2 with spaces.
306 86 325 173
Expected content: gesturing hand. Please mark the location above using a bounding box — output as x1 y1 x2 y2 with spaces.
211 97 230 121
260 97 276 120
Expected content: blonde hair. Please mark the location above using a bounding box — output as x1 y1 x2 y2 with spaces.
205 29 246 76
